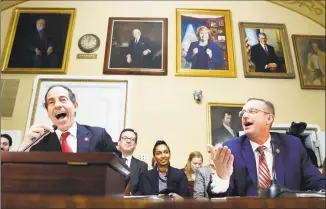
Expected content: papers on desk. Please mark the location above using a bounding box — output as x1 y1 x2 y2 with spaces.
296 193 326 198
124 195 164 201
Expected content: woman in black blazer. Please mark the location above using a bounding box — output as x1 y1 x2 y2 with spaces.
139 140 189 200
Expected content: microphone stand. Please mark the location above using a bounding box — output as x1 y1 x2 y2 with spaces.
21 125 57 152
258 139 291 198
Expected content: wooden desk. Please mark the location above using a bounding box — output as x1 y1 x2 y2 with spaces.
2 194 325 209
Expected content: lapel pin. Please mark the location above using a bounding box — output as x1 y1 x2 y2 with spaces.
276 148 280 153
84 137 89 142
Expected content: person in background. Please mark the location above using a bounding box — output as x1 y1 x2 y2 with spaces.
18 84 120 156
118 128 148 195
126 29 152 68
209 98 326 197
26 18 58 68
184 151 203 197
184 151 203 182
306 40 325 85
185 26 225 70
1 134 12 152
139 140 189 200
250 33 281 73
193 145 218 199
212 111 236 146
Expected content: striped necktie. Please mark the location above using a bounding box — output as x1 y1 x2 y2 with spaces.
257 145 271 191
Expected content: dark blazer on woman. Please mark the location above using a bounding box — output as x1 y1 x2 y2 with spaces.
139 165 189 197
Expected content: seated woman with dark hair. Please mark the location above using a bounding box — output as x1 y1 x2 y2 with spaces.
139 140 189 200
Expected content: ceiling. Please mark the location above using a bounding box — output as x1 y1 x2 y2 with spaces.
1 0 325 27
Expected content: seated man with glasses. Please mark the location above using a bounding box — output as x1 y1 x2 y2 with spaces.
207 98 325 197
118 128 148 195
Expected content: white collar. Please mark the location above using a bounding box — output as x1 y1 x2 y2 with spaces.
122 155 133 162
55 122 77 139
249 135 272 152
260 43 267 48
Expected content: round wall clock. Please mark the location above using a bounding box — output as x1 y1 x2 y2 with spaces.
78 34 100 53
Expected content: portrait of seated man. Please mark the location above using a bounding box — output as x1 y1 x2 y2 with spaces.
7 13 72 69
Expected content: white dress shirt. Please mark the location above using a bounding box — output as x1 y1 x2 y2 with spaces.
223 123 235 137
122 155 132 168
210 136 273 194
55 122 78 153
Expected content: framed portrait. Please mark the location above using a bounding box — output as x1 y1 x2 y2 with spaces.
103 17 168 75
176 9 236 78
239 22 294 79
208 103 244 146
1 8 76 74
292 35 325 90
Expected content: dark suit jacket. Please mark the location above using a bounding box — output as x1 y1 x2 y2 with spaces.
250 44 281 73
139 165 189 197
128 36 152 68
214 132 326 197
130 157 148 195
185 41 225 70
30 123 120 156
26 29 54 54
212 125 236 146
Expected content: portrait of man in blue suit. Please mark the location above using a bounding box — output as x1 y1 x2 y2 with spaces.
208 98 325 197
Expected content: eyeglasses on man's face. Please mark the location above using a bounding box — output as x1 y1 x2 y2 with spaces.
239 108 272 118
120 136 136 142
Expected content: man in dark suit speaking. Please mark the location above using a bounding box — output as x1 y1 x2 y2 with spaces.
126 29 152 68
117 128 148 195
250 33 281 73
208 98 325 197
19 84 120 155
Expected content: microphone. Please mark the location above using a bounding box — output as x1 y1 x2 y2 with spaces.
21 125 58 152
258 138 291 198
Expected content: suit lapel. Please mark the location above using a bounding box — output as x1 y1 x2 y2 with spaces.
76 123 91 152
242 137 257 188
271 133 285 185
130 157 139 179
150 169 159 194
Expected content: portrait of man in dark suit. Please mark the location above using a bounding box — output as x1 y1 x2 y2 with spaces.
126 29 153 68
3 9 74 73
250 33 282 73
104 18 167 75
212 111 236 146
209 104 243 146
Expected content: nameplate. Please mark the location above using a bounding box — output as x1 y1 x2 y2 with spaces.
76 54 97 59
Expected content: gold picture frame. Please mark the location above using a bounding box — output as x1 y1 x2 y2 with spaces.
292 35 325 90
239 22 295 79
207 103 244 146
176 9 236 78
1 8 76 74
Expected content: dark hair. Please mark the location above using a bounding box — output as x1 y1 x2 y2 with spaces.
119 128 138 143
152 140 170 156
258 32 267 38
43 84 76 109
1 134 12 146
223 111 232 118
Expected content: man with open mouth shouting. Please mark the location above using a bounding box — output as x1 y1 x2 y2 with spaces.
18 84 120 155
207 98 325 197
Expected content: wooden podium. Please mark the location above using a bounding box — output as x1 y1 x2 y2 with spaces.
1 152 130 197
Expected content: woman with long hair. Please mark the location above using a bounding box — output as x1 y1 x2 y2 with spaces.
184 151 203 182
139 140 189 200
